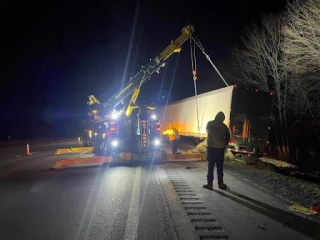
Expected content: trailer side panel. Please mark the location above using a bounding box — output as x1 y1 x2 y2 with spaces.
156 86 234 138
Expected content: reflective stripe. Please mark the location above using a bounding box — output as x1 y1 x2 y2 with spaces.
228 148 255 154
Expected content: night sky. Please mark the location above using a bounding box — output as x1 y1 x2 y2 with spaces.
0 0 287 140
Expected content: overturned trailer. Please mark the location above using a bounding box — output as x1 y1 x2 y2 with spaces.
156 85 271 156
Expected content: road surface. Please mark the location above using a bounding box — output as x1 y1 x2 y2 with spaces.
0 139 319 240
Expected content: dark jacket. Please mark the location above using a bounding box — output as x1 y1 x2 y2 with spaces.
206 115 230 148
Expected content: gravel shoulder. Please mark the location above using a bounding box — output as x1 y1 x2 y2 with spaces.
224 159 320 216
177 141 320 218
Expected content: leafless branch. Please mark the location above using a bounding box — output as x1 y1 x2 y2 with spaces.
233 1 320 120
281 0 320 117
233 14 289 122
233 15 285 92
282 0 320 76
232 1 320 161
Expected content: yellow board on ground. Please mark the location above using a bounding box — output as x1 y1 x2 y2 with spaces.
288 205 318 215
165 153 206 161
55 147 93 155
54 156 112 169
53 151 204 169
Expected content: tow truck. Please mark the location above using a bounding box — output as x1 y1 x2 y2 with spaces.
83 25 195 162
53 25 233 168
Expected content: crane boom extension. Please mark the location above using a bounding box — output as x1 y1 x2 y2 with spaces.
102 25 195 111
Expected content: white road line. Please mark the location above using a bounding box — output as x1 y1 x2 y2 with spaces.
124 166 142 240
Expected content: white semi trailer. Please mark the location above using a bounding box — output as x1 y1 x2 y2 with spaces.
156 85 270 155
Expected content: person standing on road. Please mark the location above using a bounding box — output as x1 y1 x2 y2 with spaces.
162 123 180 154
202 112 230 190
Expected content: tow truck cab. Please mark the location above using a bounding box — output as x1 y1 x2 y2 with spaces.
137 110 162 153
93 109 162 156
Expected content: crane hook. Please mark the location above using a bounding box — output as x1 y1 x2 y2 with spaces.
193 70 197 81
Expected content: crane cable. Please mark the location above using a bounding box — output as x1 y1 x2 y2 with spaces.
190 39 201 137
191 36 229 87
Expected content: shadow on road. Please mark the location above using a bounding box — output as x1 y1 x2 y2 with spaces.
212 188 320 239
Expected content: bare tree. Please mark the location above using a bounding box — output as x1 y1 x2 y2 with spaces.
233 14 291 160
233 0 320 160
282 0 320 117
282 0 320 76
232 15 285 92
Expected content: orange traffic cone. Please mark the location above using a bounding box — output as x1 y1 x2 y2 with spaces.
25 143 30 155
77 137 81 144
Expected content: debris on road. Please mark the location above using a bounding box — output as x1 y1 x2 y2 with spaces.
196 141 206 153
310 206 320 213
259 157 297 169
257 224 266 230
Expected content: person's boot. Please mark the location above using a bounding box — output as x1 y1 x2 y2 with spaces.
218 182 227 190
202 183 213 190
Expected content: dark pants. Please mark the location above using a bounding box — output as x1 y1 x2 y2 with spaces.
206 147 225 184
171 140 178 153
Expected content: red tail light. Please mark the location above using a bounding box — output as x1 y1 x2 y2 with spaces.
155 122 160 131
109 121 118 133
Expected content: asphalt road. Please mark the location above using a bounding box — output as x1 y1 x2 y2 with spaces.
0 140 319 240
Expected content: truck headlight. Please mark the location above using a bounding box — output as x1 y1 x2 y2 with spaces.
112 112 119 119
154 139 160 145
111 140 119 147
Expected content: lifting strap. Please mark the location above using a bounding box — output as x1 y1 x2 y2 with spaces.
190 39 201 136
192 36 229 87
189 36 229 138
